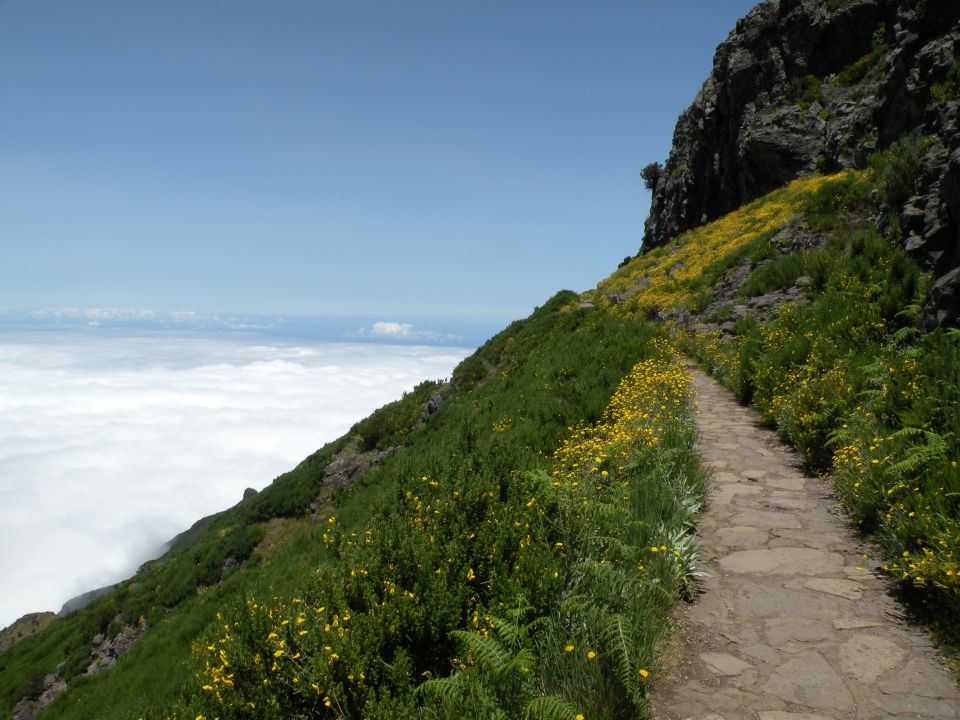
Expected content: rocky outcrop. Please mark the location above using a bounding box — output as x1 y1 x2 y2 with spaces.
86 623 146 676
0 612 56 654
420 391 444 421
308 439 396 522
9 621 147 720
10 674 66 720
643 0 960 325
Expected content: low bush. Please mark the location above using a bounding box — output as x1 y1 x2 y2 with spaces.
931 60 960 104
868 134 933 209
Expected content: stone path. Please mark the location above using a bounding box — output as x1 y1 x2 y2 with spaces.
651 370 960 720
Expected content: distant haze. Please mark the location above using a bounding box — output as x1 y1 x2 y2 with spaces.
0 326 470 629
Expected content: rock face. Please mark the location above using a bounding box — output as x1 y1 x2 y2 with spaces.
642 0 960 324
421 391 444 421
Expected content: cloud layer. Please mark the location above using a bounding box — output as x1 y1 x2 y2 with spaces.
0 329 469 628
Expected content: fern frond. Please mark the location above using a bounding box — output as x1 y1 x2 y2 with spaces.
526 695 580 720
489 615 521 649
418 676 466 701
500 647 536 680
887 427 949 479
451 630 509 671
600 612 636 693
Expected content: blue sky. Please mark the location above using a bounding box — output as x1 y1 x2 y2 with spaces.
0 0 759 324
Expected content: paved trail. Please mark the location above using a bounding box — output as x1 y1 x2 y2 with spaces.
652 369 960 720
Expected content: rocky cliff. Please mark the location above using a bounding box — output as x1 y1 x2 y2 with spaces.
643 0 960 324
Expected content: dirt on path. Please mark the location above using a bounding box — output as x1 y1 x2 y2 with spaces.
651 369 960 720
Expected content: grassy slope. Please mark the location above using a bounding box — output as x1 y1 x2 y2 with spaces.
3 291 704 720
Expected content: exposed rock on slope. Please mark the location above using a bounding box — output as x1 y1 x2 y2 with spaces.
643 0 960 323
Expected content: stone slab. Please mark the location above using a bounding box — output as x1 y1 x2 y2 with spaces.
719 547 842 575
803 577 864 600
699 652 753 676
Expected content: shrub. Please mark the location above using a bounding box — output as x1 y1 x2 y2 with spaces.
868 134 933 208
786 74 823 108
641 162 663 191
930 61 960 104
836 44 888 86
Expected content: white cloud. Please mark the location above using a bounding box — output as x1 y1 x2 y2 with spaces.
360 321 464 344
371 321 414 338
0 329 470 628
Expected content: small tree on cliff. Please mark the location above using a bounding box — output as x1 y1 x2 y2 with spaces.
641 162 663 191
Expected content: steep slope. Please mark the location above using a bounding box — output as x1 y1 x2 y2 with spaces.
643 0 960 325
2 295 705 720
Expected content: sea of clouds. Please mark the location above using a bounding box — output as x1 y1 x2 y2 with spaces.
0 327 471 629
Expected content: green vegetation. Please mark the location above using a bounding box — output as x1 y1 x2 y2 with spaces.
835 43 888 86
667 162 958 634
4 292 704 719
931 60 960 104
640 162 662 191
786 75 823 109
354 380 441 451
186 351 699 720
593 142 958 646
868 133 933 208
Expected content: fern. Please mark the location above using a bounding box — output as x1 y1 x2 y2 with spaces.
419 676 467 702
886 427 950 479
501 647 536 680
526 695 581 720
600 613 638 696
451 630 510 671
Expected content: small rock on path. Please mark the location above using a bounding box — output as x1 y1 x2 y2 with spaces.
651 370 960 720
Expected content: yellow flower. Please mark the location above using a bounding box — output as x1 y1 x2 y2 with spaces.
576 715 585 720
565 644 575 653
586 650 597 660
638 668 650 678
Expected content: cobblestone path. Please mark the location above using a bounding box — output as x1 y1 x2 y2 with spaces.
651 369 960 720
